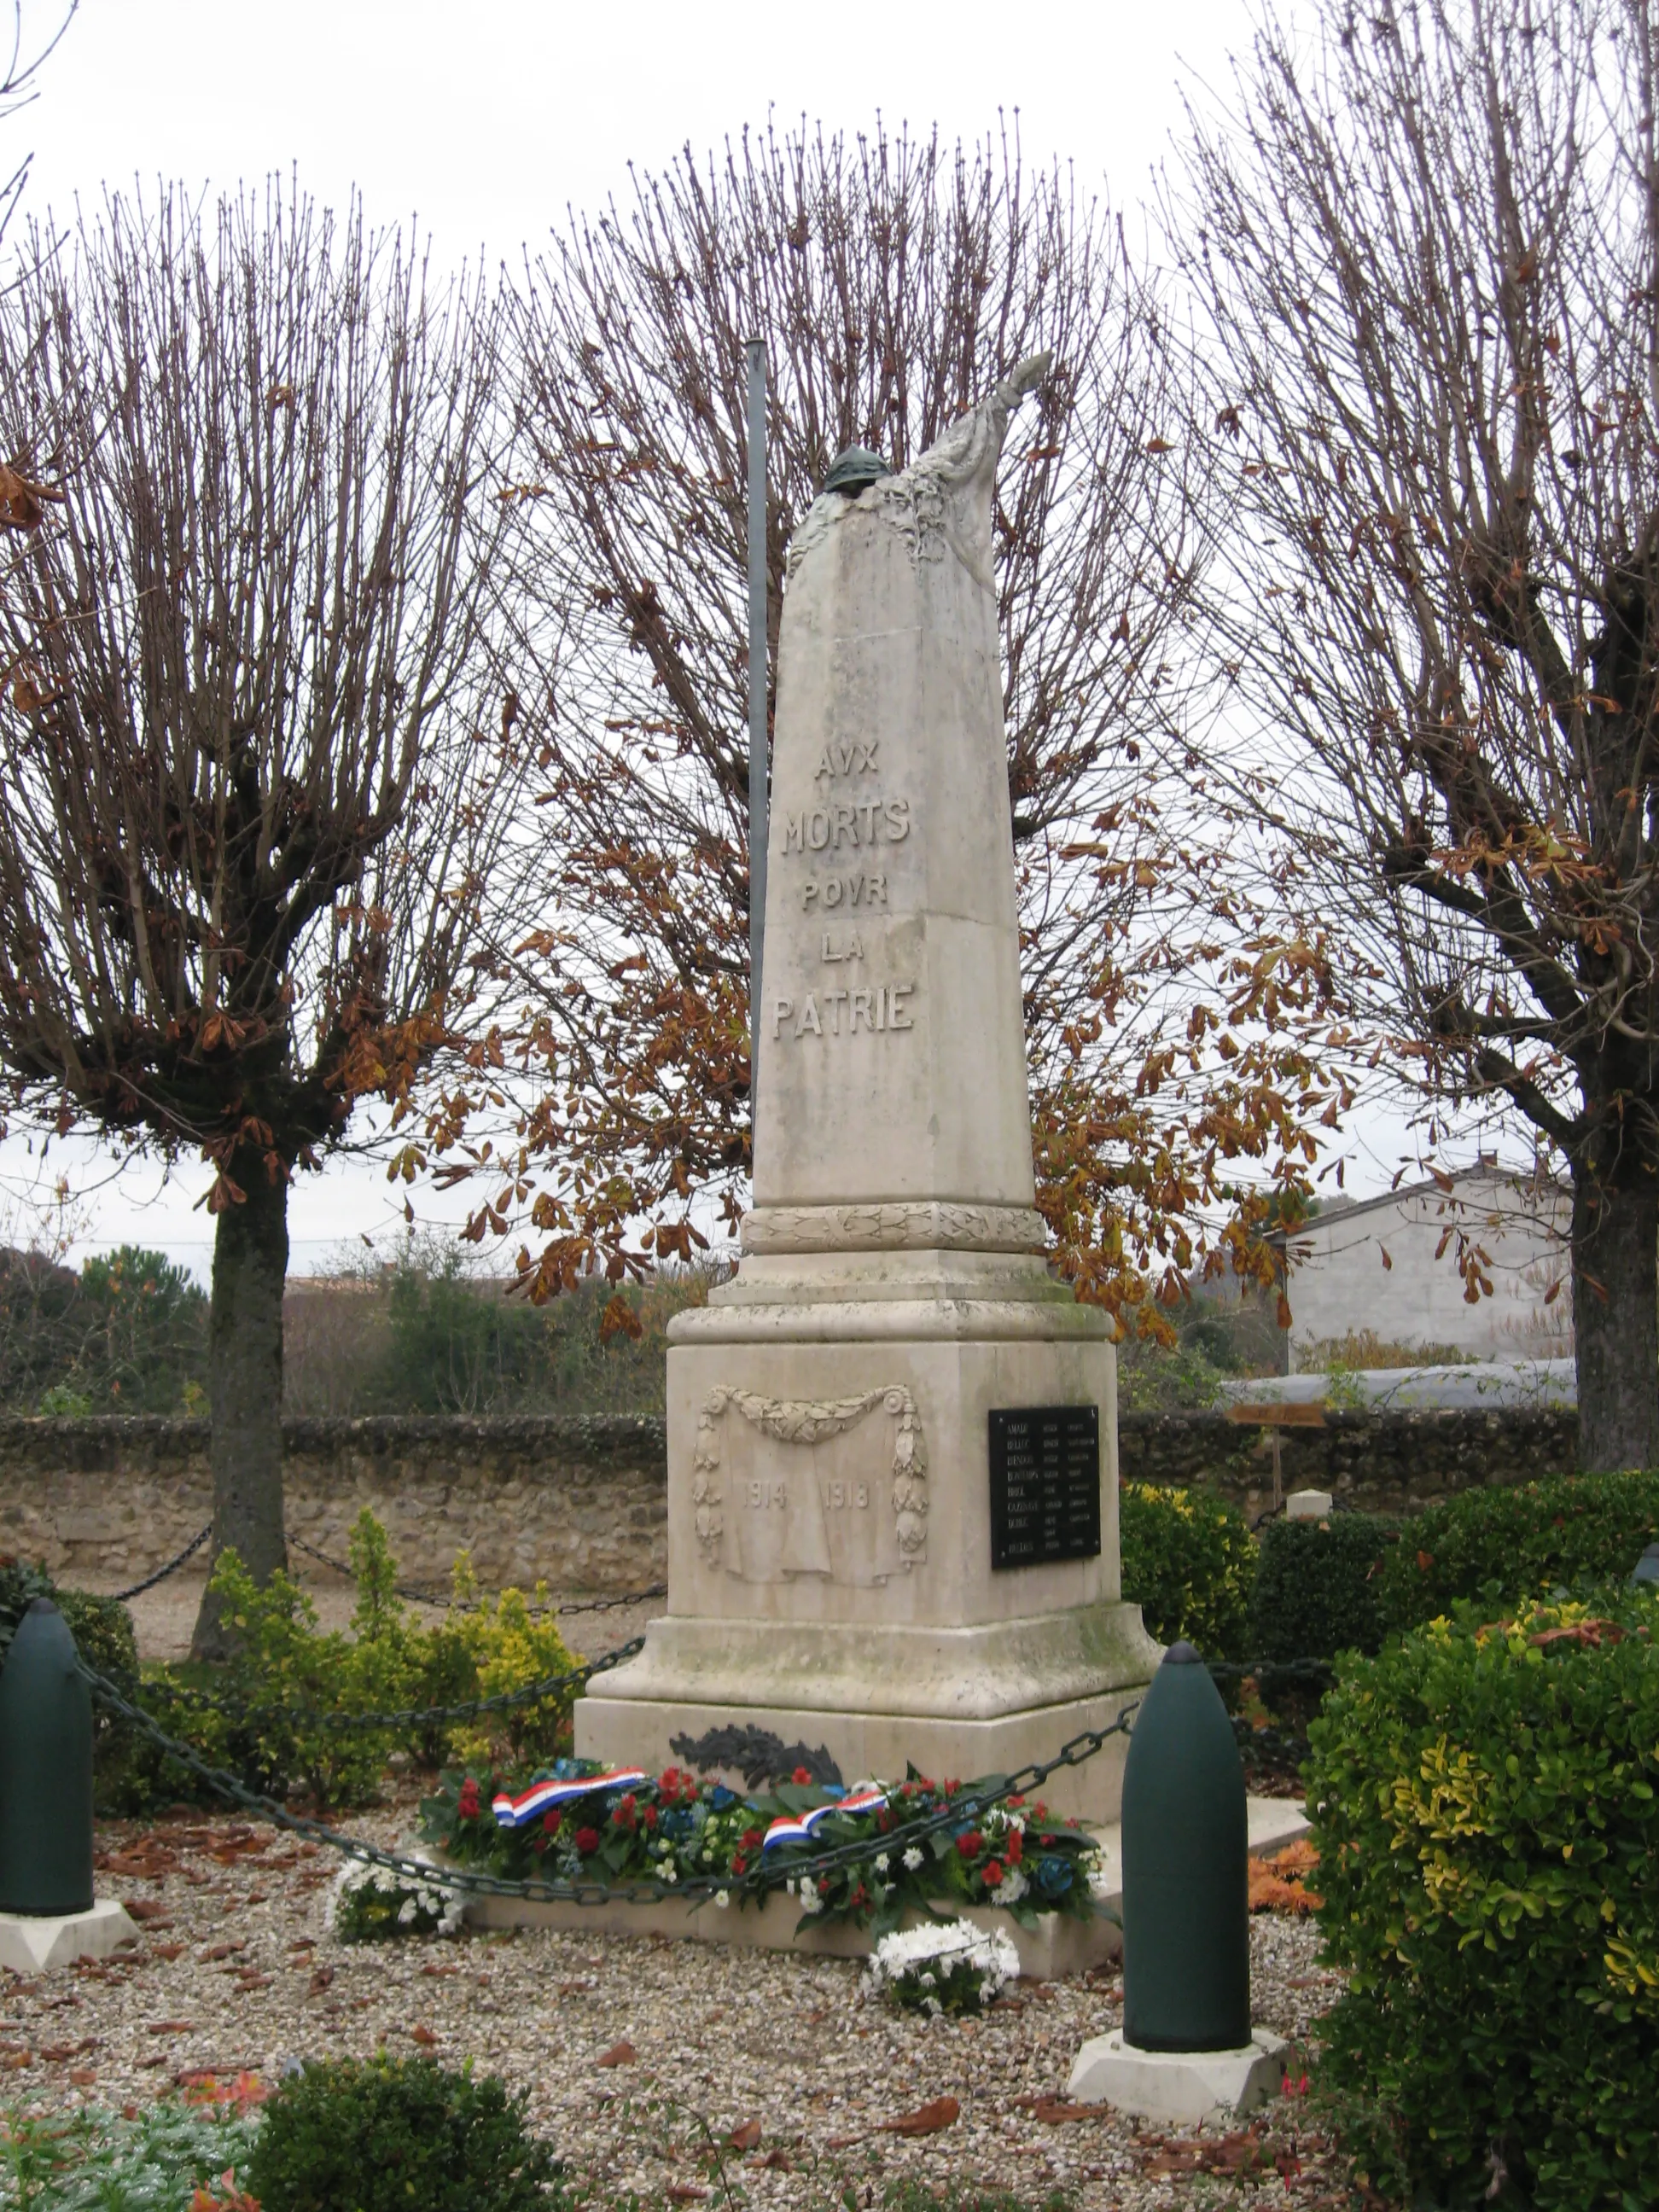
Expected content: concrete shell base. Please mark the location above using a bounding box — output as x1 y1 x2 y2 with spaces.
0 1899 136 1974
1067 2028 1288 2123
576 1678 1142 1829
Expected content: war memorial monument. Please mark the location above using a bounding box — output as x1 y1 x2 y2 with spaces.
577 354 1160 1820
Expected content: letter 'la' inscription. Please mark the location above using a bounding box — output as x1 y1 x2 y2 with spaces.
772 984 915 1039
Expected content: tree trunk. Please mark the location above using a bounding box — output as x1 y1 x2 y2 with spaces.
190 1158 290 1660
1571 1158 1659 1473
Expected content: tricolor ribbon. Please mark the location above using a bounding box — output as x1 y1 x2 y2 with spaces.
762 1784 888 1851
492 1767 649 1830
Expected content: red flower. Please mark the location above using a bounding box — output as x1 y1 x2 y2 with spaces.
792 1765 812 1784
740 1826 765 1851
456 1781 480 1821
731 1854 748 1876
542 1807 562 1836
1005 1831 1024 1866
956 1831 983 1859
943 1778 961 1796
573 1826 601 1854
981 1859 1004 1888
1006 1794 1026 1809
643 1804 659 1830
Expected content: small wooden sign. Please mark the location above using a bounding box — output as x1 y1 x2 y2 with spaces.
1224 1400 1327 1428
988 1405 1102 1570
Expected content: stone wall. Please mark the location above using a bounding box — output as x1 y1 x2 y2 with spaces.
0 1403 1582 1593
0 1415 669 1594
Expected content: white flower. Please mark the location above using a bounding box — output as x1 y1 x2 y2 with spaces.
715 1889 731 1909
864 1918 1019 2011
661 1864 678 1885
992 1867 1029 1905
874 1854 890 1872
397 1898 418 1926
902 1848 924 1872
799 1885 824 1916
919 1970 936 1989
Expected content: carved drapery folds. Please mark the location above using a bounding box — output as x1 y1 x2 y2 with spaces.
690 1385 928 1584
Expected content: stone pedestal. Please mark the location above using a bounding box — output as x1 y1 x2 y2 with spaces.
576 355 1157 1815
0 1899 135 1974
1067 2028 1287 2124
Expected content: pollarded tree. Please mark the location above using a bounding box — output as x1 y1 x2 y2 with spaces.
0 183 521 1650
1175 0 1659 1466
436 123 1353 1336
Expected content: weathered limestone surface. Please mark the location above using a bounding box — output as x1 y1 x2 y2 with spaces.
578 360 1160 1819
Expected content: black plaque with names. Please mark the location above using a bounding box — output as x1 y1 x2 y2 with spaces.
988 1405 1102 1570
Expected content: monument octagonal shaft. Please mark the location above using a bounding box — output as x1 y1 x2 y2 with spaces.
0 1598 94 1918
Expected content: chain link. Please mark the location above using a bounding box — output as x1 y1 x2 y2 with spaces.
81 1658 1137 1908
111 1525 213 1603
287 1534 667 1618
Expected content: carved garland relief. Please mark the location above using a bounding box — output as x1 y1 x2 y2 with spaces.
691 1385 928 1586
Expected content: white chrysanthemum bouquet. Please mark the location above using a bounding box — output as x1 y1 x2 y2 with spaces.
863 1918 1020 2015
326 1857 465 1944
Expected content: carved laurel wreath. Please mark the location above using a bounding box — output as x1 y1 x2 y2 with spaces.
690 1385 928 1571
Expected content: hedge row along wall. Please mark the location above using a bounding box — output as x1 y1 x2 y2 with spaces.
0 1404 1578 1592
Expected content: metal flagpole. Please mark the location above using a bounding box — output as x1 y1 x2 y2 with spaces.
746 337 768 1112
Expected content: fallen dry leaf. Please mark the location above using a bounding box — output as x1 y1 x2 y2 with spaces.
410 2026 439 2046
148 1943 186 1962
307 1968 334 1995
758 2150 792 2172
69 2069 96 2087
145 2022 191 2036
1031 2099 1101 2125
664 2190 707 2205
726 2119 762 2151
881 2096 960 2137
596 2040 637 2068
123 1901 172 1924
203 1943 246 1962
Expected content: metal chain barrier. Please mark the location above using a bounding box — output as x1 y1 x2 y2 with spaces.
286 1534 666 1619
80 1656 1138 1909
111 1525 213 1603
145 1637 647 1737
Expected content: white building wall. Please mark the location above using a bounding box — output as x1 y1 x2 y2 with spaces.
1283 1170 1570 1370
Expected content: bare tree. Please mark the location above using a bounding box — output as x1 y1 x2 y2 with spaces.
1173 0 1659 1465
0 3 77 243
0 182 520 1650
451 122 1350 1336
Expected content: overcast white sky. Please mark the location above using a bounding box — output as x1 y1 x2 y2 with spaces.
0 0 1445 1280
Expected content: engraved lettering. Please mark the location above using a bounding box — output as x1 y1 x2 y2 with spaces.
822 931 840 962
800 875 888 911
821 931 864 964
848 876 865 907
884 798 911 841
795 993 822 1038
867 874 887 902
808 809 830 851
824 877 844 908
824 987 848 1034
783 812 805 854
833 803 857 847
802 882 819 909
876 985 886 1031
888 981 915 1030
857 800 879 842
771 997 794 1039
850 987 875 1032
813 740 881 777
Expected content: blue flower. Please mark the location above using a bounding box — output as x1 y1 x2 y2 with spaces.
709 1785 737 1810
1034 1854 1073 1899
661 1807 695 1839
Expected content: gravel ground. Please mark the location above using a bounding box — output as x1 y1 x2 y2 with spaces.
0 1798 1357 2209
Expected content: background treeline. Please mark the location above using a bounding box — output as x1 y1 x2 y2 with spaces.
0 1239 702 1418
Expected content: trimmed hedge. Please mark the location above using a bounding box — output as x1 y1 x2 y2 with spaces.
1247 1512 1400 1663
1376 1469 1659 1634
1118 1481 1255 1660
1307 1595 1659 2209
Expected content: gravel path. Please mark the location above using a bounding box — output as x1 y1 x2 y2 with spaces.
0 1800 1357 2209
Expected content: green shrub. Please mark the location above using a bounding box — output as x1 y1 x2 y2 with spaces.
1306 1594 1659 2209
1248 1512 1399 1664
0 2093 259 2209
1118 1481 1255 1659
243 2055 563 2212
1376 1468 1659 1635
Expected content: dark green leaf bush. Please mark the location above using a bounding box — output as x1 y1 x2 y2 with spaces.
1306 1595 1659 2209
1376 1469 1659 1634
1248 1512 1399 1664
242 2055 564 2212
1118 1481 1255 1660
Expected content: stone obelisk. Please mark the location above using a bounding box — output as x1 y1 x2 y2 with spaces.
576 356 1157 1821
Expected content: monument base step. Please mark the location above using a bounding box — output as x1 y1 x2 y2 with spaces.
1066 2027 1288 2122
454 1798 1310 1981
575 1685 1144 1828
0 1899 137 1974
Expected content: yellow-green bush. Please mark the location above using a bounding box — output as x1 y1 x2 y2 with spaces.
1307 1595 1659 2209
1117 1481 1255 1660
126 1512 583 1810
